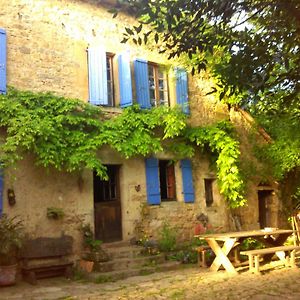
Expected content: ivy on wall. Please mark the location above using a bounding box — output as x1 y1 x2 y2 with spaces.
0 88 245 207
186 122 246 208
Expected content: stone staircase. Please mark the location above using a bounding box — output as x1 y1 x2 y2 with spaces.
86 241 181 282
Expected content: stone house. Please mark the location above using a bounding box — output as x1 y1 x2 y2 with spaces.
0 0 282 256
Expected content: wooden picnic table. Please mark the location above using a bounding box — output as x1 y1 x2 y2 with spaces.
195 229 295 274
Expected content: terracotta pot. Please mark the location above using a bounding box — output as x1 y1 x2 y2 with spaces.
0 264 18 286
79 260 94 273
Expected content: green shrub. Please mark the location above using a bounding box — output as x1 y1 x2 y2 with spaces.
158 222 177 252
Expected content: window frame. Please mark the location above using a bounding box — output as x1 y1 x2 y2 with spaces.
204 178 214 207
93 165 120 203
159 160 176 202
148 62 169 107
106 52 115 107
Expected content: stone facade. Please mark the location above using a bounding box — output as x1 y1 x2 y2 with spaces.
0 0 281 257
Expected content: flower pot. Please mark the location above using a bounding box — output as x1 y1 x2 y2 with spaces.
0 264 18 286
79 260 94 273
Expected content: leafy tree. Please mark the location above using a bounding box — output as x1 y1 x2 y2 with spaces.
119 0 300 108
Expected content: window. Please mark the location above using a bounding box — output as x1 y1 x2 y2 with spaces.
148 63 168 107
134 59 168 109
93 166 119 202
145 158 194 205
88 47 115 107
159 160 176 201
204 179 214 207
106 53 114 106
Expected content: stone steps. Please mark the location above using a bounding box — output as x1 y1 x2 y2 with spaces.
93 253 166 272
87 261 182 283
102 245 143 259
82 241 183 282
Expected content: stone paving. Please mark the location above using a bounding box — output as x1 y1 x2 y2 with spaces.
1 262 300 300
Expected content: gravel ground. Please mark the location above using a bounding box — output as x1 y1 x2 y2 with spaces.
1 262 300 300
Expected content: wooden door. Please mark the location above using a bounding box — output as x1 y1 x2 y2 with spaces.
94 166 122 243
258 190 273 228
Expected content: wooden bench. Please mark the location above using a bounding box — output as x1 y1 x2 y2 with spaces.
20 235 74 284
240 245 300 274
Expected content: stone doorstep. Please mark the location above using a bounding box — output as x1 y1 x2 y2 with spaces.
101 240 132 249
104 245 144 260
93 254 166 272
87 261 183 283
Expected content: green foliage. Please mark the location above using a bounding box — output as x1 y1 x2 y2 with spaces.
0 214 24 265
101 105 187 158
0 89 186 177
0 88 246 207
186 121 246 207
80 223 102 252
254 115 300 180
158 222 177 252
0 87 107 177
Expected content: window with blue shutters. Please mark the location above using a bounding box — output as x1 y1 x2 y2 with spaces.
134 59 169 109
145 159 176 205
0 28 7 95
175 68 189 114
88 47 115 106
180 159 195 203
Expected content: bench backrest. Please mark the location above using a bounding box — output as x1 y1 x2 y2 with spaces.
20 235 73 259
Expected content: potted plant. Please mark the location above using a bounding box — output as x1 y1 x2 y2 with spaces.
0 214 24 286
79 223 109 272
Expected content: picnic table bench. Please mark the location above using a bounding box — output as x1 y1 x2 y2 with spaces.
20 235 74 284
195 229 296 274
240 245 300 274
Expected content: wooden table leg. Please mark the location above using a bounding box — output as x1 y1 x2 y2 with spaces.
206 238 238 274
290 250 296 268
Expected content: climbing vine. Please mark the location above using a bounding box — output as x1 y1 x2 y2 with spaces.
0 88 245 207
186 122 246 208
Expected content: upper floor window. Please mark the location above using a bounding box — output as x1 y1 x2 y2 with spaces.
88 47 115 107
106 53 114 106
134 59 169 109
148 63 168 107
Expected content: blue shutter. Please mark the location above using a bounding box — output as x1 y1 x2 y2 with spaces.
0 29 6 94
134 59 150 109
181 159 195 203
88 46 108 105
145 158 161 205
118 51 133 107
175 68 189 114
0 169 3 217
